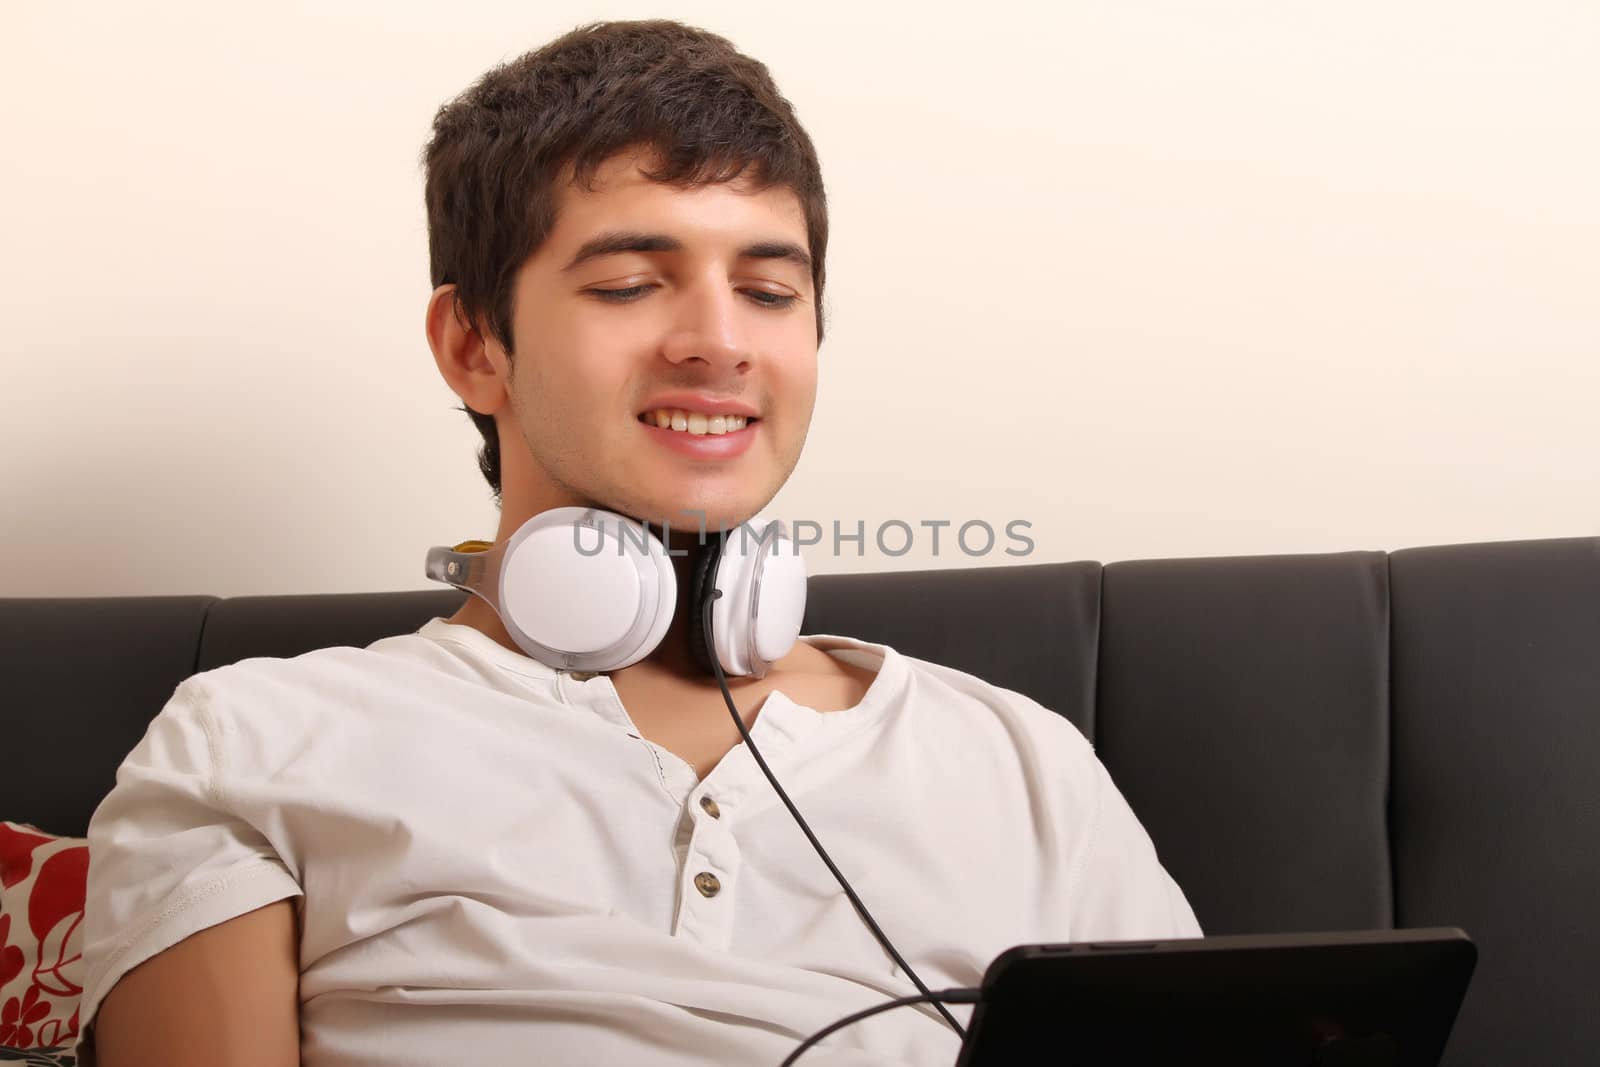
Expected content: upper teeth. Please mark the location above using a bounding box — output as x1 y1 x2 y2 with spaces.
642 409 751 435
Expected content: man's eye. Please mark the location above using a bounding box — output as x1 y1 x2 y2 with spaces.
586 285 796 308
589 285 652 303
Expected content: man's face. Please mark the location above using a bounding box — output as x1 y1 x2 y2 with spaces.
497 149 819 534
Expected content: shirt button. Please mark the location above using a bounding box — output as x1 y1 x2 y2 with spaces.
694 872 722 898
699 795 722 819
569 670 598 682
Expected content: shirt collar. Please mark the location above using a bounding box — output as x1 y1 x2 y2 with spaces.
416 618 904 719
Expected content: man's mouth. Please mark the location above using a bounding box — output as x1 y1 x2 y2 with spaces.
638 408 756 436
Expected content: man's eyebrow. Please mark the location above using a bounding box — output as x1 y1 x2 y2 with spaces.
739 240 812 273
562 231 683 272
560 231 812 274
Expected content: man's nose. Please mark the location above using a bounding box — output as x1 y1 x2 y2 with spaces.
659 280 752 371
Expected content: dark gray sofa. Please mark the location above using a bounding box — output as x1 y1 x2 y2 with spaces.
4 535 1596 1065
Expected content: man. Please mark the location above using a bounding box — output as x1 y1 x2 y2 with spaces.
78 20 1199 1066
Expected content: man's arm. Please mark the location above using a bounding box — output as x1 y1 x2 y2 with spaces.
93 900 301 1067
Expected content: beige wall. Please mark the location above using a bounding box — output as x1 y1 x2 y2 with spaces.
3 1 1596 597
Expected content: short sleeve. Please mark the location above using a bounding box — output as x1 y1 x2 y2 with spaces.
75 676 303 1045
1065 753 1203 941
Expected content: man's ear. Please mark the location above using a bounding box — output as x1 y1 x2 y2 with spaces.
426 284 510 417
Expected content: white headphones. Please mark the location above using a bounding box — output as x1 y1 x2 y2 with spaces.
425 507 807 678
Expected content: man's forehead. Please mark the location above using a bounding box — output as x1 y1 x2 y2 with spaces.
546 149 808 252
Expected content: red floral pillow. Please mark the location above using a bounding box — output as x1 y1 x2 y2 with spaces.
0 822 86 1053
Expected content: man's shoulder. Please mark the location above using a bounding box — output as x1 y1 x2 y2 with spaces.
160 624 514 750
810 633 1095 761
185 627 448 701
905 643 1082 715
818 638 1112 868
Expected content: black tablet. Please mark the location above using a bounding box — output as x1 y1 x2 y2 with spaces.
955 927 1476 1067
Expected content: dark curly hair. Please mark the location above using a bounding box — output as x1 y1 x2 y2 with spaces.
422 20 829 501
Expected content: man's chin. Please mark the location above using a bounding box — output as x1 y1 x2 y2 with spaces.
641 505 766 540
566 494 769 544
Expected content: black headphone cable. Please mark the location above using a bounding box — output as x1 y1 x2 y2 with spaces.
779 989 982 1067
701 591 968 1040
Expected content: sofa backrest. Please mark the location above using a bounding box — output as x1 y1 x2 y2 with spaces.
3 535 1596 1066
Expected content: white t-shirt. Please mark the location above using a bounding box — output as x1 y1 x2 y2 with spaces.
78 619 1200 1066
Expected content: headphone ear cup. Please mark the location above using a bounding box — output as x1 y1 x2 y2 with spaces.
687 535 725 676
488 507 676 671
705 519 808 678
